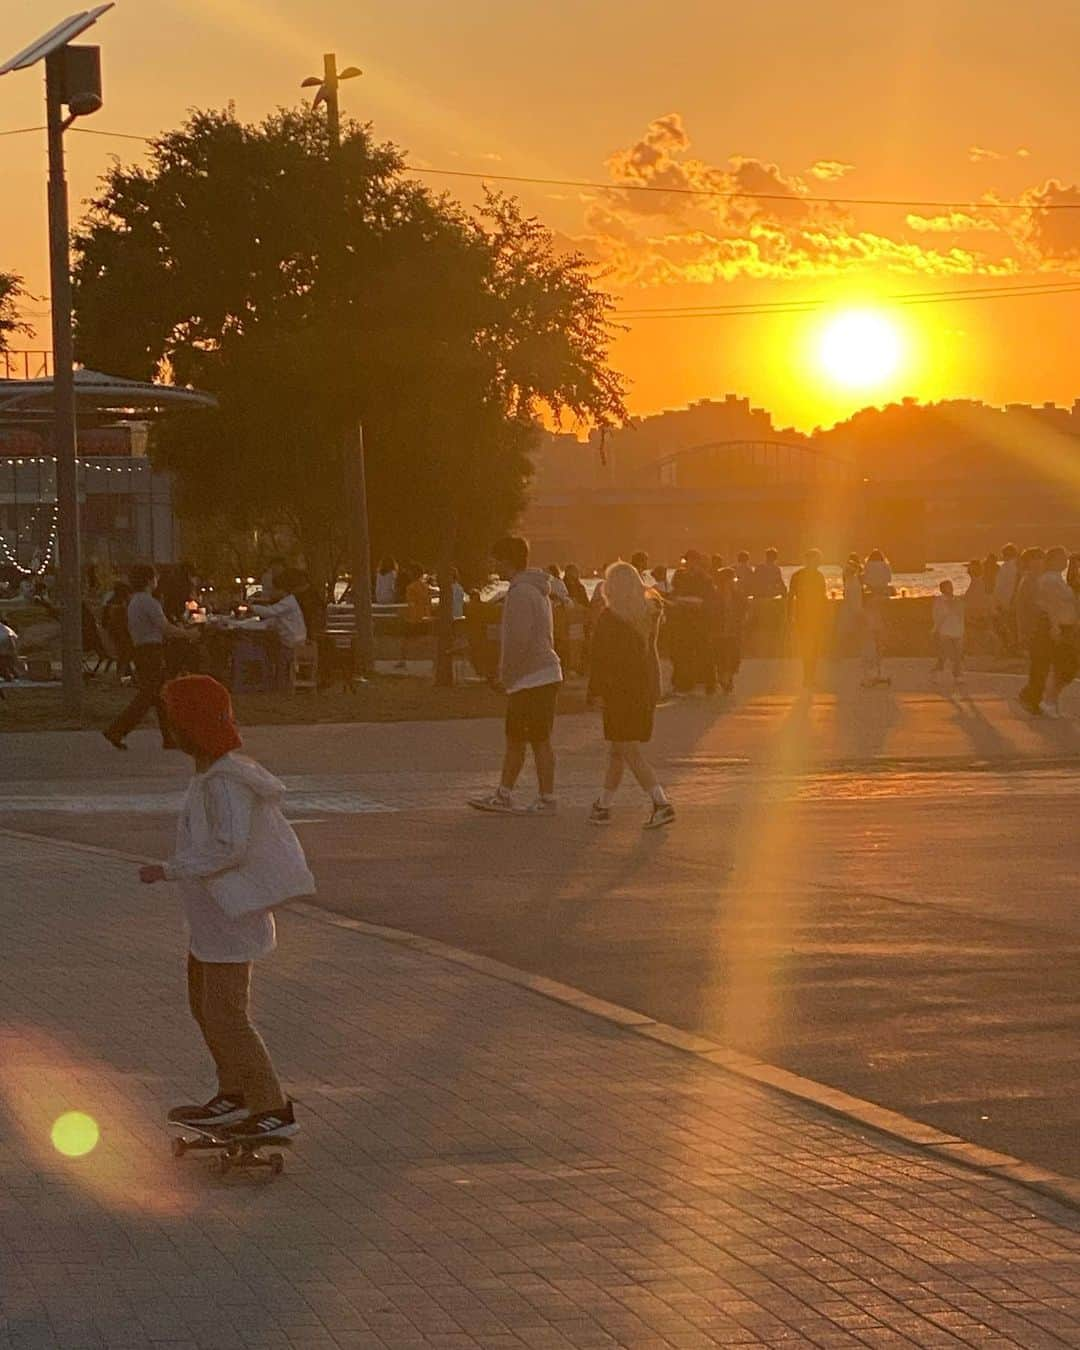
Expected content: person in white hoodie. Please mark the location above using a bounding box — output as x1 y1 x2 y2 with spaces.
138 675 314 1143
469 535 563 815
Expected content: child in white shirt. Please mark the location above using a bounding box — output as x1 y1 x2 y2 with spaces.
139 675 314 1142
932 579 965 687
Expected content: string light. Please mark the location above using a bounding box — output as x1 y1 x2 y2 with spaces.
0 457 147 574
0 504 58 575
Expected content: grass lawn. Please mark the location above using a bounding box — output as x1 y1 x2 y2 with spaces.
0 674 589 732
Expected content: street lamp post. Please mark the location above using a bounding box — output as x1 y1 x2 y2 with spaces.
1 6 114 716
301 54 374 682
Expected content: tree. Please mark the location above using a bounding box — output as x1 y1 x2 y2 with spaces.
71 107 626 606
0 272 31 353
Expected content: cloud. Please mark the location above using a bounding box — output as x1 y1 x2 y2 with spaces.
576 115 1033 287
969 145 1032 163
809 160 854 181
1013 179 1080 261
906 211 1002 234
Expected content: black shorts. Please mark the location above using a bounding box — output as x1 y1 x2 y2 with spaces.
506 682 559 744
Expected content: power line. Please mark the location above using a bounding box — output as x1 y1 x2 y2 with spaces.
617 284 1080 320
405 164 1076 214
616 279 1080 317
69 126 156 143
2 120 1079 213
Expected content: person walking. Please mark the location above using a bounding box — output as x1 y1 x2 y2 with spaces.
139 674 313 1143
753 548 787 600
669 551 717 696
469 536 563 814
993 543 1020 653
787 549 829 690
963 559 992 651
587 562 674 829
837 557 864 661
1021 546 1078 718
546 564 571 607
104 564 194 751
713 566 744 694
734 550 755 594
563 564 589 608
1013 548 1046 659
931 579 965 691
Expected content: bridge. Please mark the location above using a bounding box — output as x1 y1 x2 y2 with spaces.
657 439 854 489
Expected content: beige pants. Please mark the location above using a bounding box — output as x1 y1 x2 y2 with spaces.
186 955 285 1115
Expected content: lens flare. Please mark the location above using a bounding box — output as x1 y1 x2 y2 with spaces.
51 1110 100 1157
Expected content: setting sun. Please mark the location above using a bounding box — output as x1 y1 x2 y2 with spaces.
817 310 905 390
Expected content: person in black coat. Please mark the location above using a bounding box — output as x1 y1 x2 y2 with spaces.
586 561 674 830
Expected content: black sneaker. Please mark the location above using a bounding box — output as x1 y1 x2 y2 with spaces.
218 1101 299 1143
589 800 611 826
168 1092 247 1127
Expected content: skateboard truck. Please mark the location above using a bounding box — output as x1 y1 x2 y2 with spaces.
170 1123 290 1176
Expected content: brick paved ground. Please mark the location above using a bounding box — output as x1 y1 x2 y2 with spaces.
4 835 1080 1348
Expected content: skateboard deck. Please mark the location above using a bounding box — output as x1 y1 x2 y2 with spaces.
169 1120 292 1176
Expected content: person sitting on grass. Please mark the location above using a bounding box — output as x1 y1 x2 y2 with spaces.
139 674 314 1144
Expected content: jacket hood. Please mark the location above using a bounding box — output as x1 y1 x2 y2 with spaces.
510 568 552 598
204 752 286 800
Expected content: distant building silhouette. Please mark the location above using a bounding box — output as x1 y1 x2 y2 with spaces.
522 394 1080 568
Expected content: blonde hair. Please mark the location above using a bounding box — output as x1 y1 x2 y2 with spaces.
604 560 649 632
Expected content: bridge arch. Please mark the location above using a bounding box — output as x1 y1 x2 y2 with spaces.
657 439 854 488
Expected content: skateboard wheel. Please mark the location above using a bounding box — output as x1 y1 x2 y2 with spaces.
219 1153 232 1176
171 1137 186 1159
270 1153 284 1176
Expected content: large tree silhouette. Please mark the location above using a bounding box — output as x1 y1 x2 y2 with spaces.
72 106 626 584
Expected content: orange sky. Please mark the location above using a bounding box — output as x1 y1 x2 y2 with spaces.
4 0 1080 430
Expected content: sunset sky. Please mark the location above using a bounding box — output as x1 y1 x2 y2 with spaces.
4 0 1080 430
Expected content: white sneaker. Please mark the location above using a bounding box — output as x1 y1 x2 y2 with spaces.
468 791 516 813
516 797 557 816
644 801 675 830
1040 702 1062 719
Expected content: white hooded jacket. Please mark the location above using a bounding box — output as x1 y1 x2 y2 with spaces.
499 569 563 693
165 752 315 962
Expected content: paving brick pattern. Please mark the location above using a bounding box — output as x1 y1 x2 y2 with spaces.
4 834 1080 1348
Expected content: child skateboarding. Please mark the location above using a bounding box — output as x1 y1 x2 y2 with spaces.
138 674 314 1144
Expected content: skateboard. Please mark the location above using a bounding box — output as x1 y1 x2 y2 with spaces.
169 1121 291 1176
